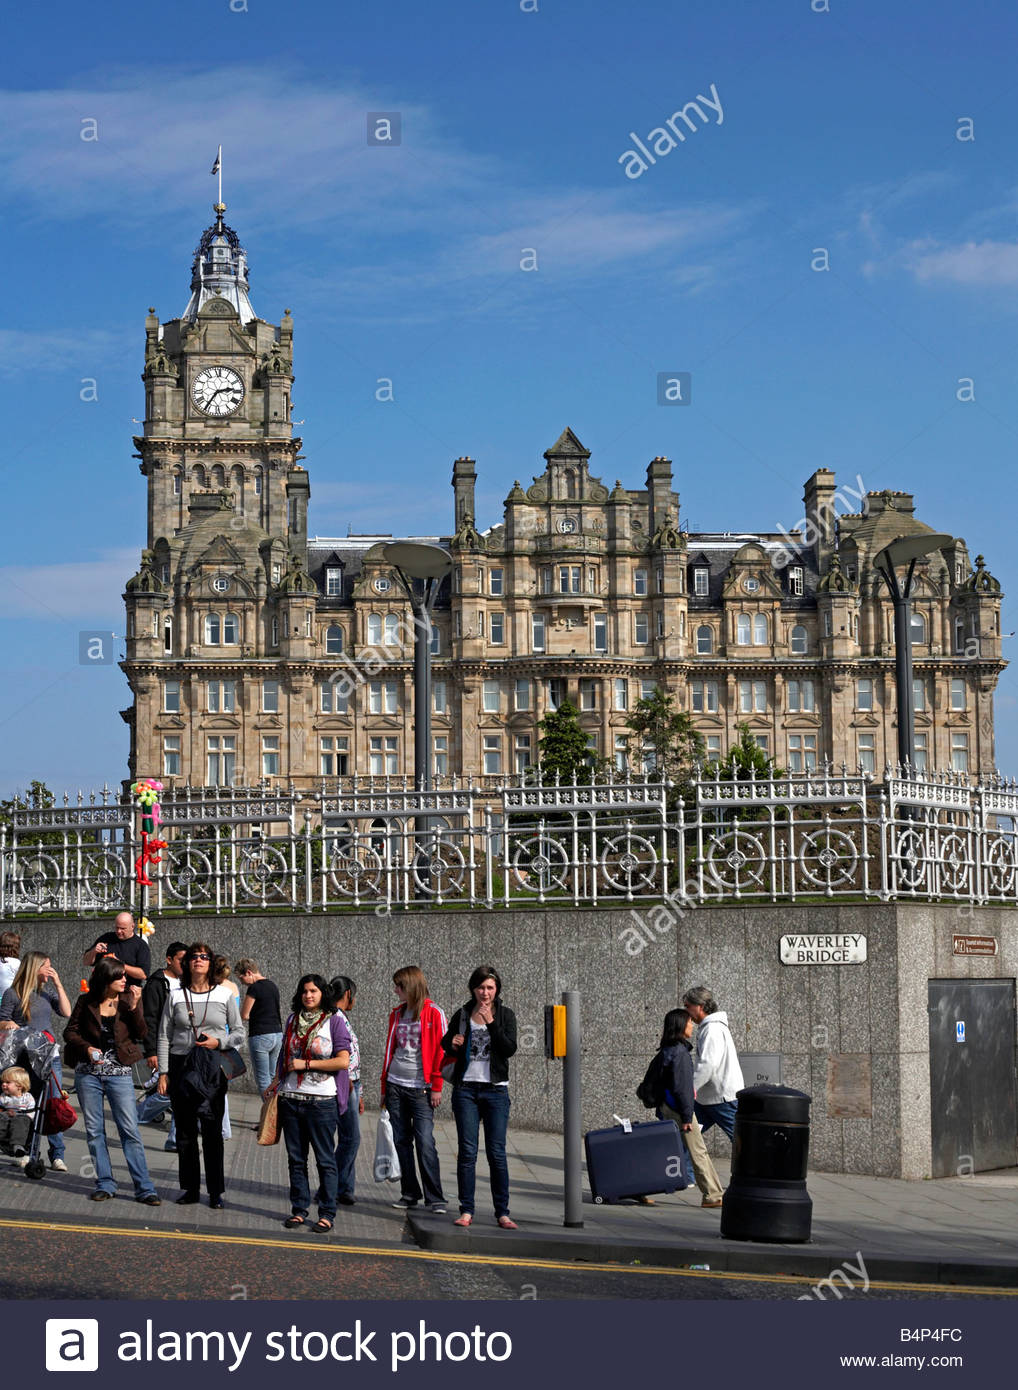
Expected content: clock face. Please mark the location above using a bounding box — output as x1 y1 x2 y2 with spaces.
558 517 578 534
191 365 245 417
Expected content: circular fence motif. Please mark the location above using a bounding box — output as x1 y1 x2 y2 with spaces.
705 829 766 894
509 834 569 895
13 852 62 908
238 845 291 901
890 827 927 892
984 835 1017 897
797 829 860 890
328 841 384 898
161 846 215 903
938 832 972 894
411 836 467 898
599 833 659 894
81 850 130 906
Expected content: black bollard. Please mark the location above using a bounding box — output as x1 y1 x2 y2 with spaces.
720 1083 813 1243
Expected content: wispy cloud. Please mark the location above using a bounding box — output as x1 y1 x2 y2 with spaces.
0 65 756 326
0 328 130 375
0 548 136 620
905 239 1018 287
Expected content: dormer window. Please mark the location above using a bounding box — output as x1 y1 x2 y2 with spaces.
693 567 708 597
325 566 342 596
788 566 804 596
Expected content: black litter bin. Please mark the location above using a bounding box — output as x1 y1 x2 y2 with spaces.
720 1083 812 1243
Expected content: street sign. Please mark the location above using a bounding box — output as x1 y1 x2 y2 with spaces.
956 1021 966 1043
740 1053 782 1086
780 933 867 965
953 934 998 957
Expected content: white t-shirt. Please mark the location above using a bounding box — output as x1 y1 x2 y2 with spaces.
386 1009 424 1088
462 1019 508 1086
280 1015 337 1098
0 958 20 995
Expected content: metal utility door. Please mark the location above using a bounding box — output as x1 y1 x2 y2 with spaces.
928 979 1017 1178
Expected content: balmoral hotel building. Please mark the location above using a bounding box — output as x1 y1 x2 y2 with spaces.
122 207 1007 789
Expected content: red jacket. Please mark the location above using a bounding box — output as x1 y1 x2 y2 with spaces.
380 999 448 1103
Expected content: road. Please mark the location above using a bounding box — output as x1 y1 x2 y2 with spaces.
0 1216 1011 1301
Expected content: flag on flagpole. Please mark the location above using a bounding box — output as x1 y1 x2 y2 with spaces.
210 146 222 176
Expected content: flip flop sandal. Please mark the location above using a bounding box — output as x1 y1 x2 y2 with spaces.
284 1215 306 1229
311 1219 333 1233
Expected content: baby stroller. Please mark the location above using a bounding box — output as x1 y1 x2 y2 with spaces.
0 1026 63 1181
134 1060 171 1126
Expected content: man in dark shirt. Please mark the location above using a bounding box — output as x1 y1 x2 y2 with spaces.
83 911 152 984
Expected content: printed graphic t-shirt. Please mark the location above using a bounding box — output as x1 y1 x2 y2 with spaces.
386 1009 424 1088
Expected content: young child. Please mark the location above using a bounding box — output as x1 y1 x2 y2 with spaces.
0 1066 36 1167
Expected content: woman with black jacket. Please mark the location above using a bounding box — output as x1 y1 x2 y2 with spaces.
655 1007 724 1208
441 965 518 1229
64 956 161 1204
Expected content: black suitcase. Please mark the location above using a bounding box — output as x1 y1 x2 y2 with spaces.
584 1118 688 1204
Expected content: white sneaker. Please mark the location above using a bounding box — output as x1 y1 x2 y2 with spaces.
15 1155 30 1168
50 1158 68 1172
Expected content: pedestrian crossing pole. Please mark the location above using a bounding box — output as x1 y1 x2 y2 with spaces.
546 991 582 1226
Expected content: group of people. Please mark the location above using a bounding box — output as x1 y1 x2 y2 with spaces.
1 916 745 1224
0 919 520 1230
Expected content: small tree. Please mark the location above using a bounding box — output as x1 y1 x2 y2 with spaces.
538 701 603 783
624 687 705 799
0 780 67 847
717 722 783 783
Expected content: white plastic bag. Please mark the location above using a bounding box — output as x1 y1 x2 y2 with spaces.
373 1109 401 1183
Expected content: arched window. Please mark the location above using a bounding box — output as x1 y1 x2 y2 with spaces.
211 465 226 488
194 464 207 488
163 615 173 655
205 613 220 645
383 614 400 646
790 624 807 654
325 624 343 655
254 467 263 496
910 612 926 644
753 613 768 645
223 613 239 645
172 470 183 496
736 614 751 645
367 613 382 644
696 625 713 655
852 614 859 642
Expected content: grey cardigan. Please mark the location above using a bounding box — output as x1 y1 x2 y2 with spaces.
157 985 245 1073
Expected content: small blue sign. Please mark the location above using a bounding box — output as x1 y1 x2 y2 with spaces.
956 1021 966 1043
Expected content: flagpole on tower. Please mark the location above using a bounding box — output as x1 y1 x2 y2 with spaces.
211 144 223 210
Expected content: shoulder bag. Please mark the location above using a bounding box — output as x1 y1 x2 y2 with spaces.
184 990 246 1082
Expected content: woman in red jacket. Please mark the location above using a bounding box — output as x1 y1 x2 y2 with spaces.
380 965 447 1213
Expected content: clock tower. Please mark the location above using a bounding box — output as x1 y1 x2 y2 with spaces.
122 202 312 786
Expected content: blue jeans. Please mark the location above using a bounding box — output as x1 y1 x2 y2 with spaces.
75 1069 157 1198
452 1083 511 1218
694 1098 738 1142
48 1056 65 1163
279 1094 338 1221
386 1084 445 1206
249 1032 283 1096
336 1079 361 1198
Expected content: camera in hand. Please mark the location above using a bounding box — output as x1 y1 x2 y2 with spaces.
197 1033 209 1042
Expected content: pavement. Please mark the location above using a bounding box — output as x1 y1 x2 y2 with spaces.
3 1091 1017 1291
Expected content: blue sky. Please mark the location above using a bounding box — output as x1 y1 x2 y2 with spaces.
2 0 1017 794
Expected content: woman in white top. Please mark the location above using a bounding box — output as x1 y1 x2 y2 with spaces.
441 965 518 1229
273 974 351 1234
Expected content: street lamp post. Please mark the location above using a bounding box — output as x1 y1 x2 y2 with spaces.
872 533 952 774
383 542 453 891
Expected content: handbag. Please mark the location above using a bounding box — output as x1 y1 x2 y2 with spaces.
440 1008 465 1083
41 1075 77 1135
183 989 246 1082
256 1088 280 1146
373 1109 401 1182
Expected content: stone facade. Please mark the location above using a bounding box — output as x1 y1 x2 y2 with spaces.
122 208 1007 788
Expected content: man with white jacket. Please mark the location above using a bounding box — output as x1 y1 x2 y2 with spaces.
682 985 744 1142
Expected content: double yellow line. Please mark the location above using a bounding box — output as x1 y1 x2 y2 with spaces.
1 1215 1014 1297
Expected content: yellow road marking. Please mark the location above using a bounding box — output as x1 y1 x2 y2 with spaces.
0 1216 1012 1296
